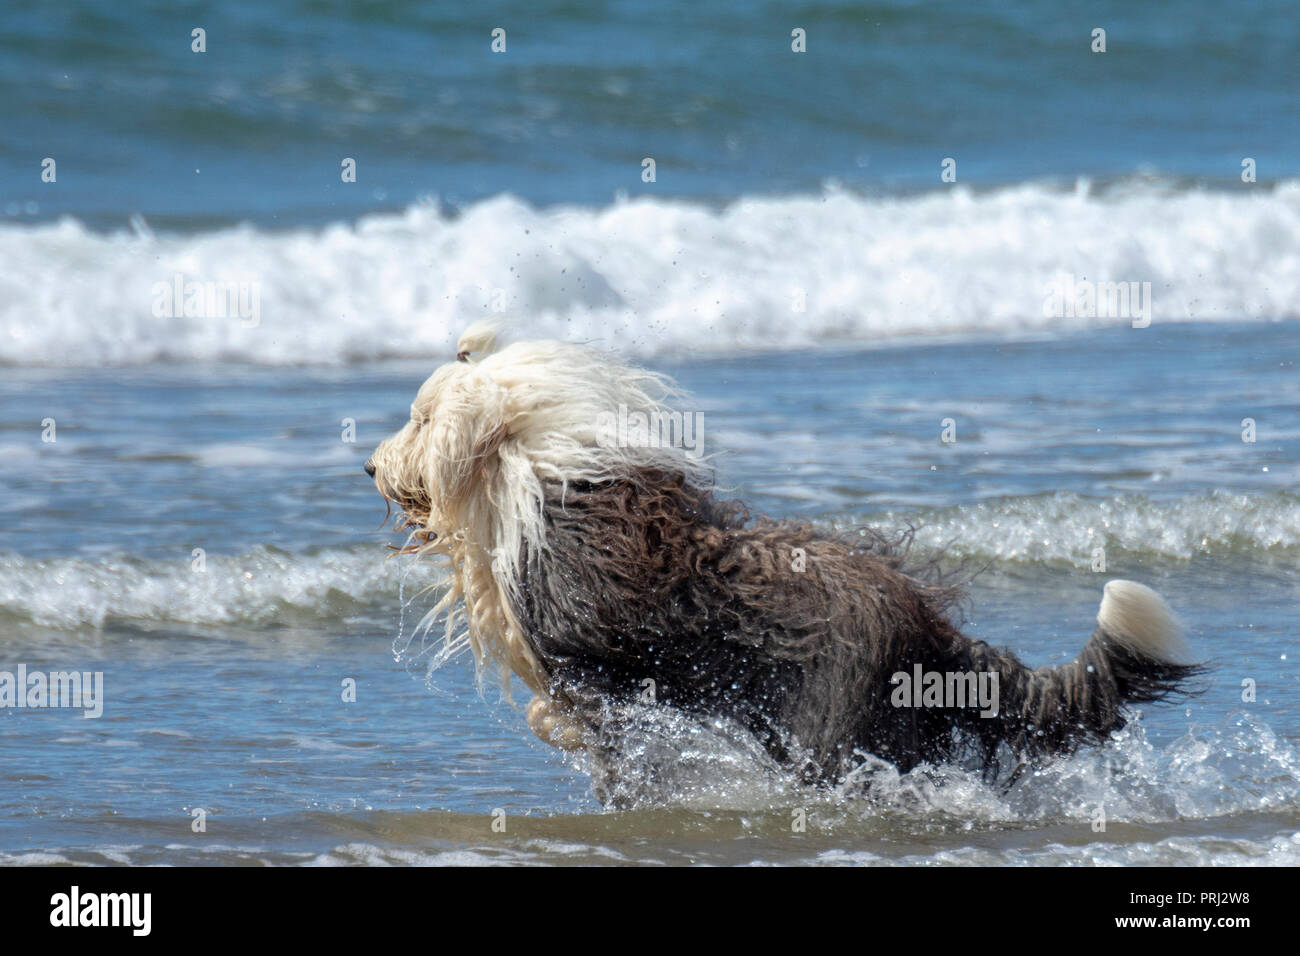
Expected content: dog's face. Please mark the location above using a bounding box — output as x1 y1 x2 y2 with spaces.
364 327 561 694
365 322 707 571
365 356 509 547
364 366 442 535
361 325 711 699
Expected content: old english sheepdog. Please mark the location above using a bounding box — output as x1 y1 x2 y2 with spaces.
365 323 1203 803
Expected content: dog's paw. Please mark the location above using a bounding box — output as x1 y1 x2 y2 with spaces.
525 696 586 751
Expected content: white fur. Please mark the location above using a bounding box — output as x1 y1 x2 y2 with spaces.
1097 579 1191 663
525 696 585 750
369 323 710 698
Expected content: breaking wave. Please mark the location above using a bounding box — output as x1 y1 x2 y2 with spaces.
3 179 1299 366
1 490 1295 632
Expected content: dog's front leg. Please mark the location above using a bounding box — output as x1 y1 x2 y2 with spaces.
525 694 586 751
527 688 664 809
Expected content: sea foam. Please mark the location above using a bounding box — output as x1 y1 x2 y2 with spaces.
1 492 1296 632
3 179 1298 366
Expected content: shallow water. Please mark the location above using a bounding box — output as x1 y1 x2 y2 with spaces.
1 324 1296 865
1 0 1297 865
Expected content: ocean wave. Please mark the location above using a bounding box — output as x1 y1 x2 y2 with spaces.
1 491 1294 631
877 490 1300 565
3 179 1299 366
0 544 413 631
11 828 1296 866
6 707 1297 866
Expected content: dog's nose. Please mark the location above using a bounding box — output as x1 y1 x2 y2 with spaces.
364 460 376 478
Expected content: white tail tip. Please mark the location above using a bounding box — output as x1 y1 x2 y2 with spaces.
1097 579 1192 663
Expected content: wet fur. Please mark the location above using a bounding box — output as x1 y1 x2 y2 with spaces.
367 326 1204 806
513 471 1204 798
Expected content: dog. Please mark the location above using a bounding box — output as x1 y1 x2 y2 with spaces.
366 323 1203 805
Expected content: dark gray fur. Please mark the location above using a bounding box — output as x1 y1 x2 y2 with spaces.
512 470 1203 804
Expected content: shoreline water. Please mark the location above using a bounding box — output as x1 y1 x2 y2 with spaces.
2 0 1297 868
1 324 1296 864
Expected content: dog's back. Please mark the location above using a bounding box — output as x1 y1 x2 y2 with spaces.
514 469 1203 797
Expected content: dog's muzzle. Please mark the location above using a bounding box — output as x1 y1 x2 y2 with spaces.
364 459 376 477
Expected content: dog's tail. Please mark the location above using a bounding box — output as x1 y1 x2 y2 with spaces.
962 580 1204 765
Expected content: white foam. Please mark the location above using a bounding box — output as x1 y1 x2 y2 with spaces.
3 180 1299 366
0 491 1296 631
871 490 1300 563
559 689 1300 829
0 545 412 630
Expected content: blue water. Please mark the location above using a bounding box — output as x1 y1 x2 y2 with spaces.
2 325 1298 864
3 1 1297 228
0 1 1297 864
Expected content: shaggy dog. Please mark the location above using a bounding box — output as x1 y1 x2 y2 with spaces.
366 324 1202 804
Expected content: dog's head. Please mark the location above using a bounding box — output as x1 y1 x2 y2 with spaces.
366 322 708 564
365 321 508 547
364 322 709 688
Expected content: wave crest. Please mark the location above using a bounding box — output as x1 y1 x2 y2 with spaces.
4 180 1299 366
